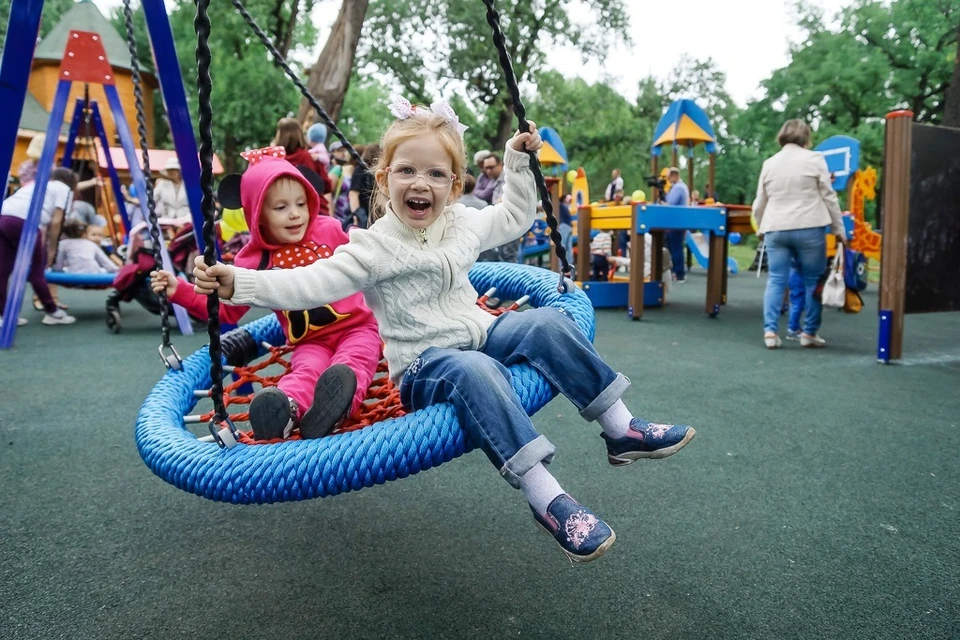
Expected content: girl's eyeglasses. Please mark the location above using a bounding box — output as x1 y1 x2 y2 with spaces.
388 164 456 188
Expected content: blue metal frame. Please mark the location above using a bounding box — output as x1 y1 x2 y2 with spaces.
635 204 729 236
103 85 193 337
0 80 73 349
141 0 208 250
61 98 87 169
0 0 45 189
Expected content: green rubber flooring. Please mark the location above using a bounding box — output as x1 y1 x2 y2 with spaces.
1 271 958 639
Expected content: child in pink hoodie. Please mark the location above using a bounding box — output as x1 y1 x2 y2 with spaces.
151 147 380 440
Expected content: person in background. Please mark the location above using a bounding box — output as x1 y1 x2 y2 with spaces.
590 228 612 281
272 117 334 216
753 119 847 349
53 220 119 274
0 167 78 326
472 150 494 202
328 141 356 229
458 174 488 209
153 157 191 222
476 152 503 205
604 168 624 202
306 122 330 168
664 167 689 284
17 134 46 187
348 144 380 229
558 193 574 264
690 189 701 204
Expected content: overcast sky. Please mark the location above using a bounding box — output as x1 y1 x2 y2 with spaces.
92 0 850 106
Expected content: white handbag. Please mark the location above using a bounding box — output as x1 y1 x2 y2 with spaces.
821 249 846 308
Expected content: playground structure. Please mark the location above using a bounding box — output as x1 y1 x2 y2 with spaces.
572 99 735 319
878 111 960 363
0 0 215 349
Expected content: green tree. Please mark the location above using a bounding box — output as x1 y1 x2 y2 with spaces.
359 0 630 150
337 73 393 143
0 0 75 51
160 0 318 172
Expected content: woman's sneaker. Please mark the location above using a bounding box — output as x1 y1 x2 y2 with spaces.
299 364 357 439
532 494 616 563
800 333 826 348
764 333 782 349
601 418 696 467
248 387 297 441
42 309 76 325
0 316 28 327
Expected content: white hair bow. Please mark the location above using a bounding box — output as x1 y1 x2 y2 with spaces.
389 96 469 138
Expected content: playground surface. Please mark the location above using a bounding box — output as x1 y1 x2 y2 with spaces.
1 272 958 639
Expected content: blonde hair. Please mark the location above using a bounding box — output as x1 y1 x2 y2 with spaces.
272 117 307 154
777 119 811 147
370 110 466 223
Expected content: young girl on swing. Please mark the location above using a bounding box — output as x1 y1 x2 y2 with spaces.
192 99 695 563
153 149 381 441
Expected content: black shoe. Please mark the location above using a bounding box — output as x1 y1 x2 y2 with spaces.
249 387 295 441
299 364 357 439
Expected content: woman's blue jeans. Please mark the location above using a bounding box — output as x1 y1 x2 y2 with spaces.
787 264 805 332
399 307 629 488
763 228 827 335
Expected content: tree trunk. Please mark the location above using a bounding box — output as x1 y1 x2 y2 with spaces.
223 133 239 174
296 0 370 127
492 97 516 152
944 25 960 127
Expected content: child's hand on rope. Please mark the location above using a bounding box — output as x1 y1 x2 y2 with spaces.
509 121 543 153
192 255 236 299
150 269 178 297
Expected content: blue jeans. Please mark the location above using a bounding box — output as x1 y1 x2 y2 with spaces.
763 228 827 335
558 223 574 266
666 230 686 279
399 307 630 488
787 264 805 332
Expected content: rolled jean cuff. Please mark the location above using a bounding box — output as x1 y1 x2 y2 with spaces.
579 373 631 422
499 435 556 489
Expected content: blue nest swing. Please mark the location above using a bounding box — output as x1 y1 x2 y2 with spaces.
135 262 596 504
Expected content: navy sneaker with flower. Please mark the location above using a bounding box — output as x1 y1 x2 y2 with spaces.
601 418 696 467
532 494 616 563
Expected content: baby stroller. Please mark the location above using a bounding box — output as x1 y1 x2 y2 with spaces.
104 222 204 333
105 221 237 333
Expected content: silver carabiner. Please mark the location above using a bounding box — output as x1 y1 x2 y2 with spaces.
158 343 183 371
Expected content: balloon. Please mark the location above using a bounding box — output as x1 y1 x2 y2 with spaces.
566 169 578 184
750 212 759 232
631 189 646 203
729 232 742 245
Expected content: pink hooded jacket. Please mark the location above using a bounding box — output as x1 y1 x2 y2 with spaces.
170 157 376 345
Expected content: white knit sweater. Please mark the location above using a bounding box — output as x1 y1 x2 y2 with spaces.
228 145 537 383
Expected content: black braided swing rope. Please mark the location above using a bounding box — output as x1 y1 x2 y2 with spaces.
194 0 233 442
481 0 572 290
121 0 177 366
229 0 368 173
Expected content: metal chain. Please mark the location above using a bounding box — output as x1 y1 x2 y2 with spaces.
230 0 368 173
481 0 573 289
194 0 232 441
121 0 177 363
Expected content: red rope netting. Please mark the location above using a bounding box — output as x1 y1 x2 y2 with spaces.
194 295 520 444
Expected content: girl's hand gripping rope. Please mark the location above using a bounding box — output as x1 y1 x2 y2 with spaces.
193 254 236 299
508 121 543 153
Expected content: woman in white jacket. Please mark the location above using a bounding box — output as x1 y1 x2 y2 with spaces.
753 120 847 349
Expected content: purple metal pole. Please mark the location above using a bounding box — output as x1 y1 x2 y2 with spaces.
103 85 193 336
60 98 87 167
0 0 44 189
0 80 72 349
140 0 207 251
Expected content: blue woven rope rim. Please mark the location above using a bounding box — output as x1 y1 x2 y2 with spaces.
44 270 116 287
135 263 596 504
